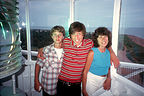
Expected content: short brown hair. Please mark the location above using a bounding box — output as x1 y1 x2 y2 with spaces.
69 21 86 38
50 26 65 37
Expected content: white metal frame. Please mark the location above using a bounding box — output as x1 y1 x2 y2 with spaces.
25 0 32 95
25 0 31 61
112 0 121 55
70 0 75 24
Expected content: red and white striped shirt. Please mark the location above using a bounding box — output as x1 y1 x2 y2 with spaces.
58 38 93 83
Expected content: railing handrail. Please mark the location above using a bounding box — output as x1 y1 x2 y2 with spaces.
21 50 144 67
120 62 144 68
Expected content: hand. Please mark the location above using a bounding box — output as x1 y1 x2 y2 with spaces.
103 78 111 90
34 80 41 92
82 89 89 96
37 48 45 60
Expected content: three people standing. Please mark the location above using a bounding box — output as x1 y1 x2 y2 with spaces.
34 22 120 96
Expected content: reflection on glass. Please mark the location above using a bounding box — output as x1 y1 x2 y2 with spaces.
25 0 69 54
0 0 22 79
118 0 144 64
117 0 144 87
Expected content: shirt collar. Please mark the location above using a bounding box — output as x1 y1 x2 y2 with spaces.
72 40 84 47
44 43 55 53
74 42 82 47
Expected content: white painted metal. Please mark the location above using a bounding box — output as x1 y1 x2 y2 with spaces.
112 0 121 55
70 0 75 24
25 0 32 61
124 68 144 78
25 0 32 95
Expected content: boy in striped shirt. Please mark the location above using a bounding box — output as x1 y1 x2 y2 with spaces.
38 22 119 96
57 22 119 96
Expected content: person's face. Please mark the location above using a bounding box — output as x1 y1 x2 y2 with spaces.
97 35 108 48
71 31 84 46
51 31 64 44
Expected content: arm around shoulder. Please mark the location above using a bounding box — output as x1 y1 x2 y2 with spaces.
37 48 45 60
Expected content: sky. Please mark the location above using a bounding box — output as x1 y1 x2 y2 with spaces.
18 0 144 38
18 0 144 28
120 0 144 28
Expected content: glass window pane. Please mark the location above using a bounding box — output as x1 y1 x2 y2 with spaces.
18 0 27 59
19 0 69 60
117 0 144 87
118 0 144 64
28 0 69 60
75 0 114 35
19 0 26 50
29 0 69 51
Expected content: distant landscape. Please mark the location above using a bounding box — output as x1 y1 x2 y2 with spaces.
118 34 144 64
20 28 144 64
117 34 144 87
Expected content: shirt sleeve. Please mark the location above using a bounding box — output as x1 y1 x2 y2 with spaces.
63 38 71 49
36 47 48 67
36 47 46 67
36 58 44 67
90 39 94 48
86 39 94 48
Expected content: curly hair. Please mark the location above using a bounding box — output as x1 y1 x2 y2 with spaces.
92 27 112 48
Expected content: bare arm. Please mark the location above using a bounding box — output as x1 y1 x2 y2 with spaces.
34 63 41 92
103 67 111 90
35 48 44 92
108 46 120 68
34 48 44 92
82 50 94 96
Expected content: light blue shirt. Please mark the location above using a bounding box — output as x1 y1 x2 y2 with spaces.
89 47 111 76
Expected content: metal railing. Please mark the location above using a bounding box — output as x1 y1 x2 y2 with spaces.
21 50 144 96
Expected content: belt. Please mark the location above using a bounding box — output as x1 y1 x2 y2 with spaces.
58 79 81 87
100 75 107 77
